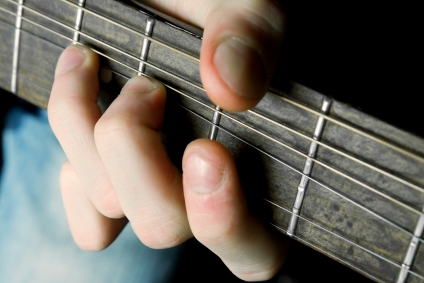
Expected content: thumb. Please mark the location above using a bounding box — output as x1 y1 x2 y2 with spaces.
200 1 285 112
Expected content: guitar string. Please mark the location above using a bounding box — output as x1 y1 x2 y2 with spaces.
3 5 424 218
5 24 424 283
12 1 424 196
55 0 424 165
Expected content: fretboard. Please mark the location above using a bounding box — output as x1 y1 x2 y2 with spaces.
1 1 424 282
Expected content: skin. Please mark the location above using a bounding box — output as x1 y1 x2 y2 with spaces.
48 0 288 281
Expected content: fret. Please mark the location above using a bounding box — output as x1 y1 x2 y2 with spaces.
208 106 222 140
138 17 155 75
1 1 424 282
398 214 424 282
287 96 332 236
72 0 85 42
0 4 14 91
10 0 23 94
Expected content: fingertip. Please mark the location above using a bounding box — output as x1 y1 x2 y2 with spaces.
55 44 99 78
120 75 165 96
98 76 167 134
200 1 285 112
183 139 237 178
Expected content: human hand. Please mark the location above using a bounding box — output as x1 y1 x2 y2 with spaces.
48 1 287 281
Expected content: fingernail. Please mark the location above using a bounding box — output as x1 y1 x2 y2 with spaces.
121 76 157 95
55 45 86 77
214 37 267 99
186 153 224 194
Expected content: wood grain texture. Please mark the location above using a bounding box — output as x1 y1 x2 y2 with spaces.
0 0 423 282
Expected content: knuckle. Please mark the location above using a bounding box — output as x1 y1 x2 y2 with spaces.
132 216 190 249
59 161 79 194
60 161 74 179
90 180 123 218
196 219 238 247
48 97 86 137
138 228 186 249
94 112 136 150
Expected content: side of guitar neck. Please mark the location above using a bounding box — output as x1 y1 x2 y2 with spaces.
1 0 424 282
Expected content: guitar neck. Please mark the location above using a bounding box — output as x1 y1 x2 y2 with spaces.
1 1 424 282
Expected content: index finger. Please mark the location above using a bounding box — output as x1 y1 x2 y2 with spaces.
48 45 123 218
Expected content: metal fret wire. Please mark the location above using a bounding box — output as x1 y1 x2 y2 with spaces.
57 0 424 165
2 4 424 228
2 19 423 283
4 3 424 218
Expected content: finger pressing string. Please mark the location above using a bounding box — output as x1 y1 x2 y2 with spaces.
49 45 124 218
183 139 289 281
94 76 193 248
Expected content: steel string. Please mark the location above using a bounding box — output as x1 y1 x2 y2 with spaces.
5 2 424 207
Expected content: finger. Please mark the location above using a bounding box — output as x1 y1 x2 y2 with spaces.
48 45 123 218
60 161 128 251
143 0 285 111
183 139 288 281
94 76 192 249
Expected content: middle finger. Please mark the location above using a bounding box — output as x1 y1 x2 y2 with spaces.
94 76 192 248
